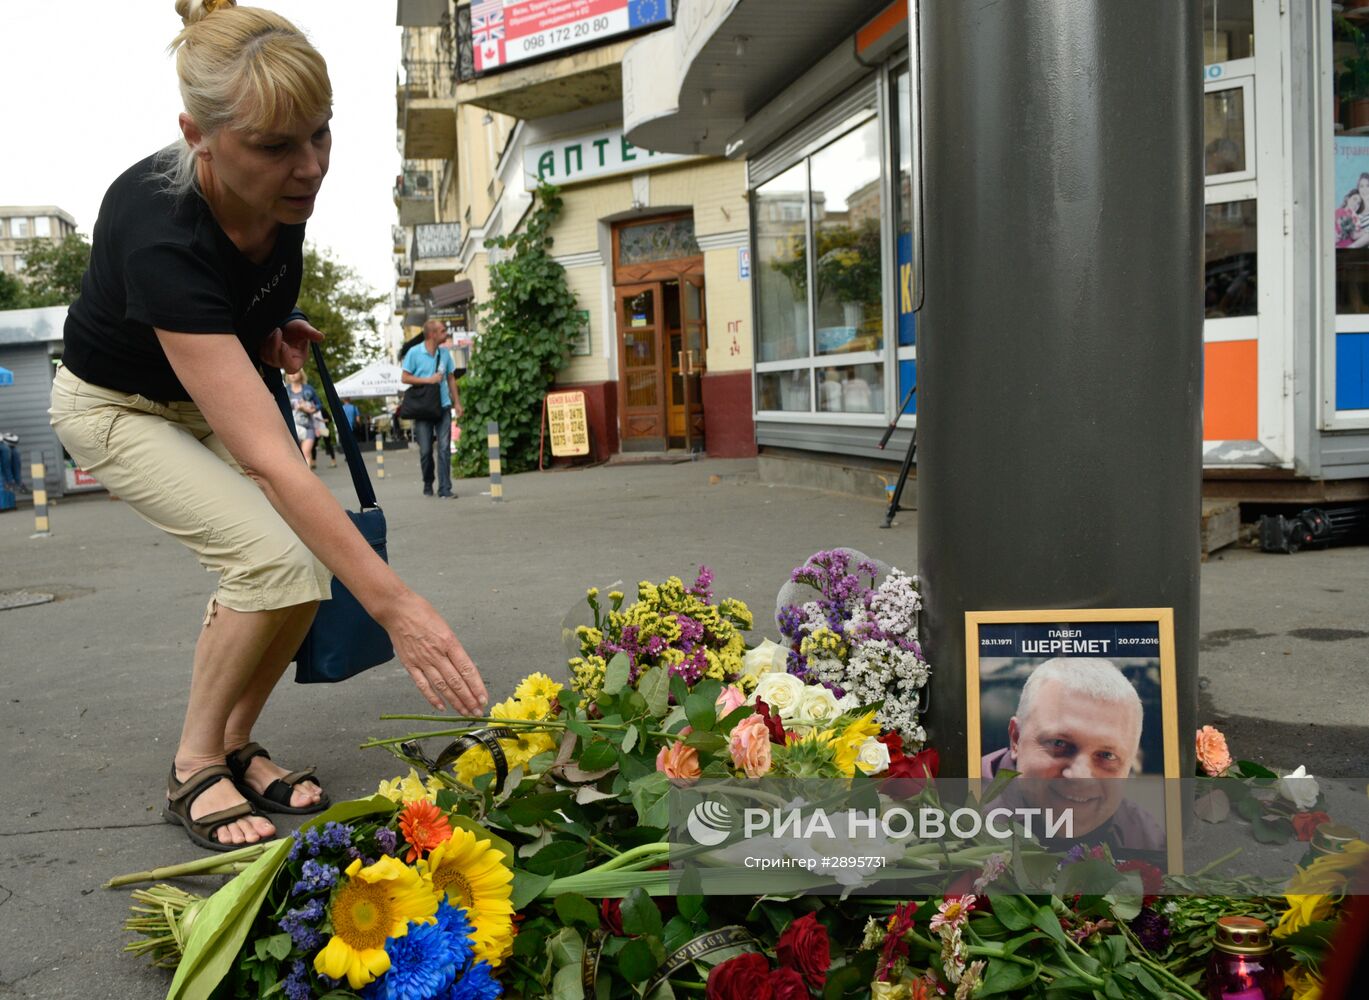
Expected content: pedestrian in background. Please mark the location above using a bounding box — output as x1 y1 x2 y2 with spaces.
401 318 459 498
285 368 319 468
48 0 486 852
0 432 27 495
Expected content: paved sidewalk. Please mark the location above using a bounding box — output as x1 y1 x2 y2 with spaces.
0 454 1365 997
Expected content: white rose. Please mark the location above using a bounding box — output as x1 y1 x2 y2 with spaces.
752 671 806 719
854 737 891 775
794 685 841 726
1277 765 1320 810
743 638 790 676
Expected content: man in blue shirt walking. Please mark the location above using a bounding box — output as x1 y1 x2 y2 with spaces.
401 319 461 498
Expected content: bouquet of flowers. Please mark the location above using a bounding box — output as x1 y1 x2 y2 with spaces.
568 568 754 697
776 550 930 746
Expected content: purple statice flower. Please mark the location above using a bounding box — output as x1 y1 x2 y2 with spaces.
1129 910 1172 952
688 566 715 603
777 605 805 642
287 829 308 862
282 960 312 1000
279 898 326 951
291 859 339 897
676 616 705 644
375 826 398 856
670 650 705 685
317 821 354 852
644 634 666 656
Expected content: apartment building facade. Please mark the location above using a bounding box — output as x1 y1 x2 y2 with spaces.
0 206 78 279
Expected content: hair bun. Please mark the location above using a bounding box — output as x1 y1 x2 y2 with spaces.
176 0 237 26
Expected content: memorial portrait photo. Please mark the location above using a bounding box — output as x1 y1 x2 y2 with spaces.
965 608 1181 867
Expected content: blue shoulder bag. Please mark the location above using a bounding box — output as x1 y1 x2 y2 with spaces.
267 342 395 683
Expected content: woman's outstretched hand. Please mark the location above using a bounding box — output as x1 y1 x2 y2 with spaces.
385 592 488 713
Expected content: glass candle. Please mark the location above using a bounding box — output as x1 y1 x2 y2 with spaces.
1207 916 1283 1000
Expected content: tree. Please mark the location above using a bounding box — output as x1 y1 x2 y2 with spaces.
455 184 580 477
17 232 91 306
295 243 387 379
0 270 25 311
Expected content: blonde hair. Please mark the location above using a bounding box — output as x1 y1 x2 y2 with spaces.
153 0 332 195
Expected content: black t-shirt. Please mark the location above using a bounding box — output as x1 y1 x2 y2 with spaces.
63 153 305 402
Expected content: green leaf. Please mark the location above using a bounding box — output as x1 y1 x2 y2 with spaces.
677 894 706 923
616 935 666 983
621 724 639 755
1252 815 1294 844
602 653 631 695
1031 905 1071 949
993 894 1038 932
504 791 576 829
555 893 602 930
526 840 591 879
1234 759 1278 779
639 668 671 718
548 926 585 967
662 915 695 954
716 705 753 732
683 730 728 755
976 957 1039 997
620 887 664 938
577 739 619 772
630 771 673 828
669 674 689 707
685 692 717 732
567 717 594 742
511 869 555 909
551 963 585 1000
254 933 293 963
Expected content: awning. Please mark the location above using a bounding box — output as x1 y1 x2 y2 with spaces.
430 279 474 308
0 367 13 386
333 362 405 398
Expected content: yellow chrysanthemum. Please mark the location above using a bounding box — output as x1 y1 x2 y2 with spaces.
419 828 516 965
1284 964 1324 1000
454 730 557 786
514 672 563 703
830 711 882 777
1275 839 1369 937
314 856 438 990
376 768 441 805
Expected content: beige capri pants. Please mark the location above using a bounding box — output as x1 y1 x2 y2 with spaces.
49 365 331 614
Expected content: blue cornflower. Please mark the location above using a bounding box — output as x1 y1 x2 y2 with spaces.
433 902 476 969
361 916 464 1000
291 859 339 897
282 959 311 1000
441 961 502 1000
375 826 399 856
278 898 326 951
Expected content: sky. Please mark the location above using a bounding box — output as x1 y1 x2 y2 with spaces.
0 1 402 324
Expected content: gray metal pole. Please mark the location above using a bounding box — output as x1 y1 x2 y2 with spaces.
917 0 1203 777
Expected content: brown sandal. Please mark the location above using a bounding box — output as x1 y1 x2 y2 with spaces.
225 742 330 815
163 764 270 853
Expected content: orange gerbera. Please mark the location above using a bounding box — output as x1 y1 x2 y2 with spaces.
397 800 453 862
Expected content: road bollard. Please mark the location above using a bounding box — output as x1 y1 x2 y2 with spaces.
31 458 50 538
487 421 502 502
376 435 385 479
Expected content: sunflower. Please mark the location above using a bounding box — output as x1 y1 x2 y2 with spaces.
418 828 516 966
313 856 438 990
398 800 454 863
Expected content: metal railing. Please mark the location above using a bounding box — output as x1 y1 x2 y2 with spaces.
413 222 461 260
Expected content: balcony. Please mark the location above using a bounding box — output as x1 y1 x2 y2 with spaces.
454 38 634 119
396 262 414 288
393 167 436 226
398 58 457 159
411 222 462 296
392 225 407 253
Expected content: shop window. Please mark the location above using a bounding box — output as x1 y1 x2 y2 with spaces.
754 163 810 364
757 370 810 412
1204 200 1257 319
811 120 884 357
617 217 700 265
817 363 883 414
1204 87 1248 178
1203 0 1253 65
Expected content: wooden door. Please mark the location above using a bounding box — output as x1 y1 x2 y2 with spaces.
681 275 707 451
616 283 666 449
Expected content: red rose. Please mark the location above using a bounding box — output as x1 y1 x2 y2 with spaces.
754 698 788 745
776 912 830 990
1115 860 1165 898
706 953 773 1000
884 748 939 794
600 897 625 936
878 731 905 759
1292 811 1332 842
767 967 808 1000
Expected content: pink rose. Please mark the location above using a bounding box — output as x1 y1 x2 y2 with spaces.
1195 725 1232 777
716 684 747 718
729 715 773 778
657 726 701 783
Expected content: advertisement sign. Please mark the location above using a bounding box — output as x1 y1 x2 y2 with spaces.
470 0 671 76
546 390 590 456
570 309 591 356
523 128 688 188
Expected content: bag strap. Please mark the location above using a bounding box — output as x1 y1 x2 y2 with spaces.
309 342 378 510
263 349 378 511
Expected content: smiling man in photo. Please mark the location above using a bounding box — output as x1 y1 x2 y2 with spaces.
981 657 1164 851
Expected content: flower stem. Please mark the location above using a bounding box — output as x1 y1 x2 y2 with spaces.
1188 846 1243 878
104 842 277 888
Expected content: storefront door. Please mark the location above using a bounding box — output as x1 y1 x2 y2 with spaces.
616 279 709 451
